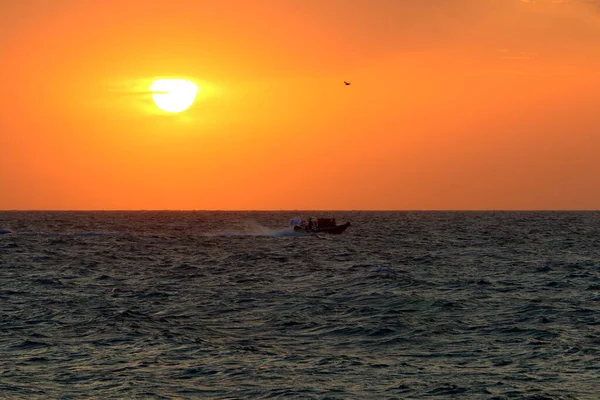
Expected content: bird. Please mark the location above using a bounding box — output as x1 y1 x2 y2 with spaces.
344 81 351 86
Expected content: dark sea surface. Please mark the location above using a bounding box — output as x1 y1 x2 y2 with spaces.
1 211 599 399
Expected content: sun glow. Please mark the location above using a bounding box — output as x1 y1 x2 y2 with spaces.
150 79 198 113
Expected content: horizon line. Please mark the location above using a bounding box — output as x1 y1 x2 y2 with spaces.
1 209 598 212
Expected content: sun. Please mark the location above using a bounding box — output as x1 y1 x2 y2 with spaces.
150 79 198 113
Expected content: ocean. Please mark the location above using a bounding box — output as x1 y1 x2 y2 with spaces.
1 211 599 399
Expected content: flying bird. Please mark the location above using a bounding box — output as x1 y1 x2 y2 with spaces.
344 81 351 86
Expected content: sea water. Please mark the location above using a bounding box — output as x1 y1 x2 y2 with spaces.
1 211 599 399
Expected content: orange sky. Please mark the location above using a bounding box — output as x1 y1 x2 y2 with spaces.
2 0 600 210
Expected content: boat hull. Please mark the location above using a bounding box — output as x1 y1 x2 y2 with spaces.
294 222 350 235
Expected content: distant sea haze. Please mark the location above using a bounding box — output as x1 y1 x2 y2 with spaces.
1 211 599 398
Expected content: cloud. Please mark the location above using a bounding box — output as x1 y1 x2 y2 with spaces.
521 0 600 10
580 0 600 11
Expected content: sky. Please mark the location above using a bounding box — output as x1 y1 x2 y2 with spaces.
1 0 600 210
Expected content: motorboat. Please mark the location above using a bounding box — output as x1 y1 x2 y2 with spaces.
289 217 350 235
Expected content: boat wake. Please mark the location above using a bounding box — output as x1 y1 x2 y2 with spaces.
216 229 308 237
211 219 309 237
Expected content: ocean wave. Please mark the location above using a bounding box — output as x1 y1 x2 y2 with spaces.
11 231 132 237
1 211 599 399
